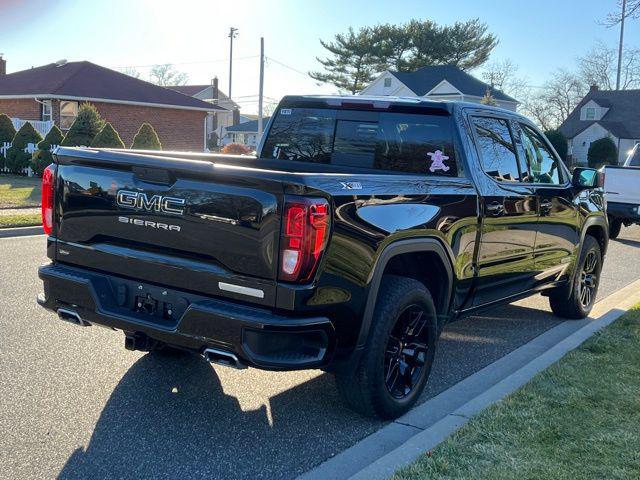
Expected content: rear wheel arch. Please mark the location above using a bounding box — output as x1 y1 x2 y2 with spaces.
356 239 454 349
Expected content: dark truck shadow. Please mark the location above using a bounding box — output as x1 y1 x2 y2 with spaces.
614 237 640 248
57 303 560 480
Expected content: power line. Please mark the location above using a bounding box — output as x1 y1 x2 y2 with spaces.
113 55 259 70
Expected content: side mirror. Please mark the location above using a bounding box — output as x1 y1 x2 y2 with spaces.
572 167 601 189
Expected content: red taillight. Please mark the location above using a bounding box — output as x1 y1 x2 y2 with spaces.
279 196 330 282
41 164 56 235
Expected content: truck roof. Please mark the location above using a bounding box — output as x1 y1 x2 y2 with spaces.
279 94 524 118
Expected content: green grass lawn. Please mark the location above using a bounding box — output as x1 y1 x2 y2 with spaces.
393 306 640 480
0 175 41 208
0 212 41 228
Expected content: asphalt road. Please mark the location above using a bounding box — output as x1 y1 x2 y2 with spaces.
2 226 640 480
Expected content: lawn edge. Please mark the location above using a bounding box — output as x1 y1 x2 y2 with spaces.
349 281 640 480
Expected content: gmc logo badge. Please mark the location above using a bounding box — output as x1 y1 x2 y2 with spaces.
116 190 186 215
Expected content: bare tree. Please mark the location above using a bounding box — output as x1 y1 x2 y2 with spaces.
149 64 189 86
520 70 586 130
480 59 528 100
602 0 640 26
121 67 141 79
578 41 640 89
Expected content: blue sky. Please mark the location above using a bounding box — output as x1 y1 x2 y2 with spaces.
1 0 639 113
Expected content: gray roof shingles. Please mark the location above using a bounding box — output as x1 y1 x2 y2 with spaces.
559 89 640 139
0 61 222 111
225 117 270 133
390 65 517 102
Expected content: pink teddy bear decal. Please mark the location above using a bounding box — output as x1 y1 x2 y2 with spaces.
427 150 450 173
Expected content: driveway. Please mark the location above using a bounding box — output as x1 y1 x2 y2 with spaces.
1 226 639 479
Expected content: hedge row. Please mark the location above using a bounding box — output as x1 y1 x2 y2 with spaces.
0 103 163 175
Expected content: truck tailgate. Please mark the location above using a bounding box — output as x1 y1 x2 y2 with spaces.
604 165 640 205
53 150 283 306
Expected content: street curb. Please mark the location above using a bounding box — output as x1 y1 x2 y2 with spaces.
0 225 43 238
301 279 640 480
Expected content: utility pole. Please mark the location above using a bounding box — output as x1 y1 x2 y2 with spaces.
228 27 238 99
616 0 627 90
258 37 265 138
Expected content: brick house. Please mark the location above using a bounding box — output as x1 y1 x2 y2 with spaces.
0 56 223 151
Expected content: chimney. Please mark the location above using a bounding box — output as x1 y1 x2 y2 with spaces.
0 55 6 76
212 76 219 101
589 84 599 93
232 108 240 126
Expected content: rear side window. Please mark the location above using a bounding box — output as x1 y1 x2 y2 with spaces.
262 108 458 176
518 124 563 184
472 117 522 182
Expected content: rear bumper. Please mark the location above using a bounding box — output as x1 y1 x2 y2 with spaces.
38 263 335 370
607 201 640 222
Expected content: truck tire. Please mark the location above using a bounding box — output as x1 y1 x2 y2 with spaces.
335 275 438 419
608 217 622 240
549 235 602 319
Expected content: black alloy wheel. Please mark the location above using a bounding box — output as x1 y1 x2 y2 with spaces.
384 304 430 399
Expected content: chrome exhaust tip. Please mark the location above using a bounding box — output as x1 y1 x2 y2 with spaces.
202 348 247 370
57 308 90 327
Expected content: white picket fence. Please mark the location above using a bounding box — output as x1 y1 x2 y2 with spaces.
0 141 59 176
11 118 54 138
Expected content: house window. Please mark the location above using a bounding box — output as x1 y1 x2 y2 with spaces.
383 77 392 88
60 101 79 130
585 107 596 120
41 100 52 122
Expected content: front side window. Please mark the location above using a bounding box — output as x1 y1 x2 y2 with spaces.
472 116 522 182
518 124 563 184
262 108 458 175
60 101 78 130
41 100 52 122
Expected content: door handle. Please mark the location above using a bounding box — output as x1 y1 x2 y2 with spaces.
540 199 553 214
486 201 505 216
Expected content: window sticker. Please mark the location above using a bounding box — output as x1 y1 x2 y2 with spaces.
280 108 292 115
427 150 450 173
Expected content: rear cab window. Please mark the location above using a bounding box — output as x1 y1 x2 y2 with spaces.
262 106 459 176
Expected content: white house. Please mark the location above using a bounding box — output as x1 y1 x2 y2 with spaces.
559 86 640 165
170 78 239 147
222 117 271 149
359 65 518 111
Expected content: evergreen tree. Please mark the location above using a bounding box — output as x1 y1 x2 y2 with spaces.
61 103 104 146
131 123 162 150
480 87 498 106
310 18 498 93
544 129 568 161
588 137 618 168
31 125 64 176
6 122 43 174
310 26 378 94
91 122 125 148
0 114 17 170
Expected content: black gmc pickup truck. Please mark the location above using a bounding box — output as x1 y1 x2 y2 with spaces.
38 95 607 419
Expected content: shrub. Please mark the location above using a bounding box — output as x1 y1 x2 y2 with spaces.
131 123 162 150
91 122 125 148
31 125 64 176
0 114 16 145
5 122 43 174
544 129 568 161
0 114 17 170
588 137 618 168
61 103 104 146
221 142 251 155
